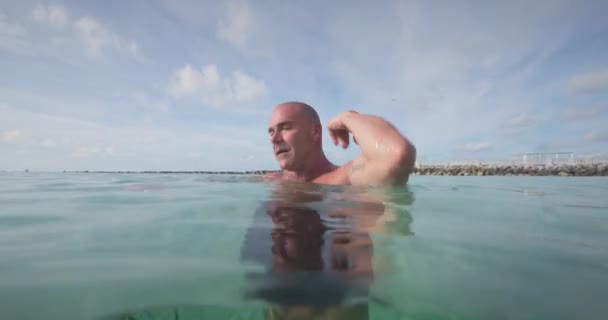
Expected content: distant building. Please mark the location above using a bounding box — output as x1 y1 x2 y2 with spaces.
521 152 574 166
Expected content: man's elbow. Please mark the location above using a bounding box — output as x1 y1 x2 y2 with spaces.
387 139 416 182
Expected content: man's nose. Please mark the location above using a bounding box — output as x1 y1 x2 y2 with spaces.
270 131 283 143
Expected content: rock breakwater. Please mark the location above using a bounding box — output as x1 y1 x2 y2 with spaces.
413 163 608 176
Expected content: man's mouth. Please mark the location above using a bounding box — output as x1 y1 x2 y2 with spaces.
275 149 289 156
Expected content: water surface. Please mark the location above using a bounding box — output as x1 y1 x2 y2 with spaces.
1 173 607 319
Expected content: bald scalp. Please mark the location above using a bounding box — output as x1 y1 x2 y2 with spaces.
275 101 321 125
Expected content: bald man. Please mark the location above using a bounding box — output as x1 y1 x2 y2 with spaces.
265 102 416 186
255 102 415 319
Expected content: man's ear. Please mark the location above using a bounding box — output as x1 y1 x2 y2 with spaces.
312 123 322 142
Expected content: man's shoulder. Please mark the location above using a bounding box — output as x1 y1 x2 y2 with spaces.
312 162 353 185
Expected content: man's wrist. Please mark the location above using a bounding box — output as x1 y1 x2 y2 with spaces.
341 110 360 127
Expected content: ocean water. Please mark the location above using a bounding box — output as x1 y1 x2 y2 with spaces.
1 172 607 320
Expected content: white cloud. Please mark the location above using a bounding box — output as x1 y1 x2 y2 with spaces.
74 16 138 60
568 70 608 94
232 70 268 102
3 4 140 61
32 4 69 27
168 64 267 108
168 64 220 97
217 2 251 49
1 129 23 143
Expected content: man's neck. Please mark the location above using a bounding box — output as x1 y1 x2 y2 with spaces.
282 154 335 182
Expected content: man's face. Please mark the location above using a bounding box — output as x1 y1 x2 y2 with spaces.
268 106 316 170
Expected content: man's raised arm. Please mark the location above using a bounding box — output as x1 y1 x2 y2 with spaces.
328 111 416 186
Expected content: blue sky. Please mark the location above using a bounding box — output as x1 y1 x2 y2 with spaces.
1 0 607 171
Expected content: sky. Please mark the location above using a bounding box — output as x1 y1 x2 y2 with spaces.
1 0 607 171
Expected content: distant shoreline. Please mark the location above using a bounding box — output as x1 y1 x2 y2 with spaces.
412 162 608 176
6 162 606 176
51 162 608 176
60 170 280 175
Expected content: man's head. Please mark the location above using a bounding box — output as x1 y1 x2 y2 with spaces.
268 102 322 171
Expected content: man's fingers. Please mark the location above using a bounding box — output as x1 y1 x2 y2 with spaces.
328 129 336 145
333 131 342 147
329 129 340 146
328 127 351 148
327 119 346 131
339 133 349 148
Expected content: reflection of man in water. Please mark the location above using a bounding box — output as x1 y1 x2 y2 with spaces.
241 183 409 320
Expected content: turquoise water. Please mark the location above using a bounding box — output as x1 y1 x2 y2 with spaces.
1 173 607 320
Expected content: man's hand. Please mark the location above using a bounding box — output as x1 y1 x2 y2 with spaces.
327 111 359 148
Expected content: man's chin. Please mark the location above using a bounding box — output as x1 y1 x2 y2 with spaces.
276 159 293 170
